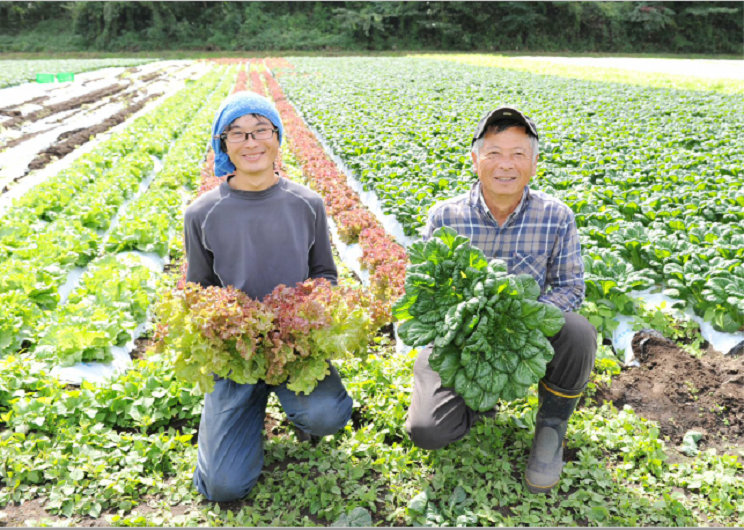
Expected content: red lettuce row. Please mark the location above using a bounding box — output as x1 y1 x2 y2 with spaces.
261 60 407 321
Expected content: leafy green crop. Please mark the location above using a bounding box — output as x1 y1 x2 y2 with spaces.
0 65 236 360
394 227 564 410
278 57 744 333
0 291 42 356
35 255 157 366
155 279 378 395
105 188 182 258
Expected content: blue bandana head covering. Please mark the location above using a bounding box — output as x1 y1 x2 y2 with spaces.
211 91 284 178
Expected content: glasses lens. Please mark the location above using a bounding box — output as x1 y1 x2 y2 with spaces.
253 128 274 140
226 132 245 143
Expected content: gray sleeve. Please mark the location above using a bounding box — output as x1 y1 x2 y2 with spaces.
184 210 220 288
308 201 338 286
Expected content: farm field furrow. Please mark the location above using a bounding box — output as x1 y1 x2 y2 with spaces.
276 57 744 341
0 65 234 364
0 61 205 192
0 61 175 115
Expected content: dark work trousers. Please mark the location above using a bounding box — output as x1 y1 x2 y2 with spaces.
405 311 597 450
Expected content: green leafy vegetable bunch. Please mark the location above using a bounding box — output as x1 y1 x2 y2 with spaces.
155 279 377 395
393 227 565 411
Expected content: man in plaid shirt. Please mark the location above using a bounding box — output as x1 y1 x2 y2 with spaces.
405 107 598 495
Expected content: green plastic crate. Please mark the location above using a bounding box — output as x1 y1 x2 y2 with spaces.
36 73 55 83
56 72 75 82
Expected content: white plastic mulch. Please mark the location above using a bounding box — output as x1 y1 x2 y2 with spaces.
49 156 167 385
0 61 212 218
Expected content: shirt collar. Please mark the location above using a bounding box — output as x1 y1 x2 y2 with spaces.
472 182 531 225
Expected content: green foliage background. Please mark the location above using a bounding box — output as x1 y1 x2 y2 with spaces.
0 1 741 55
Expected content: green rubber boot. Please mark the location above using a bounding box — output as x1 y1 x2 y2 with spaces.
524 380 582 494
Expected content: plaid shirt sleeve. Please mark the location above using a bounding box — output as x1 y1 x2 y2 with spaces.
537 209 585 312
422 204 445 242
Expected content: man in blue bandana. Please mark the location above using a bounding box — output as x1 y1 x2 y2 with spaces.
184 91 352 502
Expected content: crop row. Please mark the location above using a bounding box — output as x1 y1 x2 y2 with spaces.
275 57 744 335
107 70 239 260
0 65 241 517
261 60 407 322
0 66 236 363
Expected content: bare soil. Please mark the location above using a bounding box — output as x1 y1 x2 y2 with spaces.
0 95 49 117
3 83 130 129
130 335 155 360
7 91 162 184
1 498 52 528
594 331 744 454
139 70 163 83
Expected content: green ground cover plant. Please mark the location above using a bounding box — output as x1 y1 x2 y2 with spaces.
2 333 742 526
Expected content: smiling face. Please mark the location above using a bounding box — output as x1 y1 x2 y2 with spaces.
224 114 280 180
471 125 537 209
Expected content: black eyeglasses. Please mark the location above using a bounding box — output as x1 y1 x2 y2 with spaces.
216 127 278 144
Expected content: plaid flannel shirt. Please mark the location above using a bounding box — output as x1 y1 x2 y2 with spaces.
423 182 585 312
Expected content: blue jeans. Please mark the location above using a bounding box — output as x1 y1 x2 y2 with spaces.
192 364 353 502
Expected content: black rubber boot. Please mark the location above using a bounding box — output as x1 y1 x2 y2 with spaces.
474 407 497 424
524 380 581 494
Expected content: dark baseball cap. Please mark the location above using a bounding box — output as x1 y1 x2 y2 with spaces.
472 106 539 146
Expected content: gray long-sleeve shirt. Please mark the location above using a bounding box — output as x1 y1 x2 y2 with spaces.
184 176 337 301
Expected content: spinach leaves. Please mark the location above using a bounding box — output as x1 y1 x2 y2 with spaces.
394 227 564 410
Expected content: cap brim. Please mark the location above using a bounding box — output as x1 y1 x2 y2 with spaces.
473 107 539 144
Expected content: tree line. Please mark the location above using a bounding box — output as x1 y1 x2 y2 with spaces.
0 1 741 55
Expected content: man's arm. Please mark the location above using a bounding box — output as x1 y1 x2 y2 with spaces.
422 205 444 242
308 202 338 286
538 211 585 312
184 210 220 288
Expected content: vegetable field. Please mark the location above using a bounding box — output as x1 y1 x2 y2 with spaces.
0 56 742 527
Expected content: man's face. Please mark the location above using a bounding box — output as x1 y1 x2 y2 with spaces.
471 126 537 205
225 114 279 177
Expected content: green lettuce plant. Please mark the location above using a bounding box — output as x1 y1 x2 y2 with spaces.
154 279 378 395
